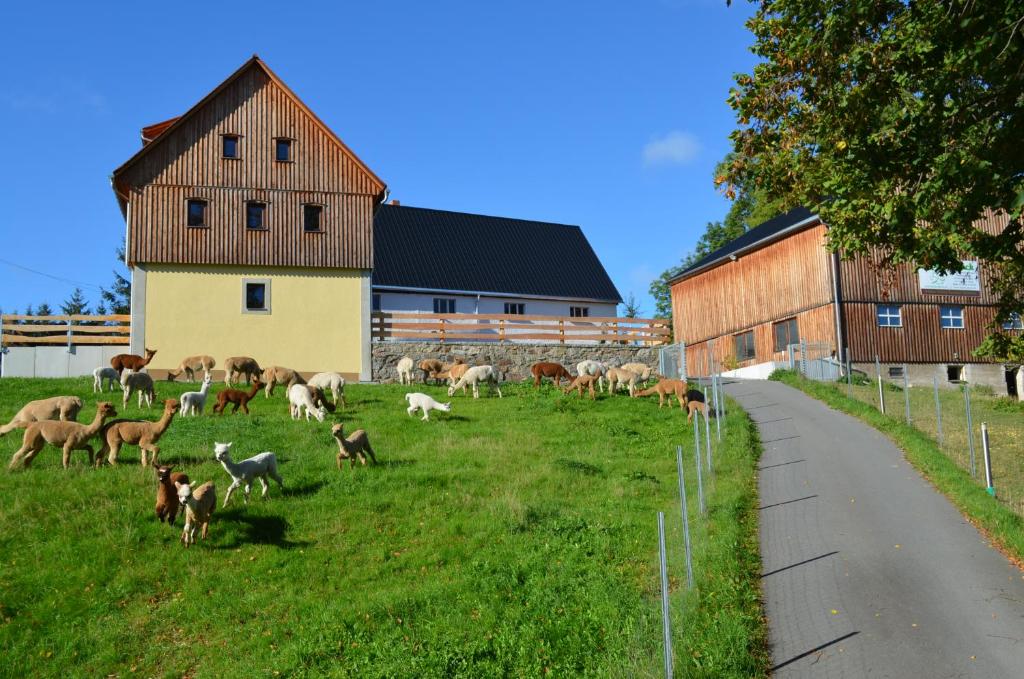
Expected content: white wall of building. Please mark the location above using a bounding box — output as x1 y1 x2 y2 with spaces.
374 290 618 317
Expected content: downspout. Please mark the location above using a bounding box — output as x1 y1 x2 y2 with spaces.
831 250 845 365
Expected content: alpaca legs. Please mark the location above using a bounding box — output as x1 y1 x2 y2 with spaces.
223 479 242 507
269 468 284 490
257 476 269 499
107 440 123 466
363 443 378 465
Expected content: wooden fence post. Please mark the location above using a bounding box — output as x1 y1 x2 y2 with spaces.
559 319 565 344
499 318 505 343
440 317 446 344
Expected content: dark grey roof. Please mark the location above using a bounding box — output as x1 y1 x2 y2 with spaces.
372 204 622 302
671 207 819 283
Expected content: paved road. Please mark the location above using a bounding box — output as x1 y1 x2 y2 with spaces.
725 379 1024 678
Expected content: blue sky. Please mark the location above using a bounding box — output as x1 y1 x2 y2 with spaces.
0 0 757 317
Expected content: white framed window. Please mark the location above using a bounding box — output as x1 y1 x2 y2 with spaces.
1002 312 1023 330
433 298 456 314
504 303 525 315
876 304 902 328
242 279 271 314
569 306 589 318
939 305 964 329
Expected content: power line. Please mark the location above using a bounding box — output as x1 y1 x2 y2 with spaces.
0 258 104 292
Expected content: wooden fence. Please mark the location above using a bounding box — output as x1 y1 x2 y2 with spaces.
371 312 671 345
1 314 131 346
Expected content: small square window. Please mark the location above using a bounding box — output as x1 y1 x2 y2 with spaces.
888 366 904 379
947 365 963 382
734 330 755 361
433 298 456 314
275 138 292 162
877 304 902 327
372 294 381 312
570 306 589 318
303 204 323 232
243 279 270 314
1003 312 1023 330
246 201 266 230
504 303 525 315
187 199 207 227
939 305 964 329
222 135 239 159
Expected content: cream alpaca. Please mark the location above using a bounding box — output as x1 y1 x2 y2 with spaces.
262 366 305 397
176 481 216 547
288 384 327 422
167 355 216 382
308 372 347 407
448 365 502 399
575 360 607 392
396 356 415 385
0 396 83 436
223 356 262 386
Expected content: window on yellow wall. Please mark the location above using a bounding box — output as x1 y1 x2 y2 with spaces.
242 278 271 314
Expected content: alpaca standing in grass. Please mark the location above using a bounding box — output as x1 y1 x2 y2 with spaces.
448 365 502 399
308 372 346 408
432 363 470 394
530 362 571 387
110 348 157 377
8 402 118 469
179 375 213 416
619 362 653 383
214 442 283 506
122 371 157 408
154 464 190 525
563 374 600 400
396 356 414 384
176 480 216 547
93 367 121 392
98 398 180 466
0 396 83 436
332 423 378 468
212 380 263 415
575 360 607 392
288 384 327 422
405 392 451 421
418 359 444 384
167 355 216 382
262 366 305 397
223 356 262 386
604 367 642 397
634 379 689 410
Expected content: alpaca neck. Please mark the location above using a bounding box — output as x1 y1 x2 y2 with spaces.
199 382 211 396
84 409 109 437
334 432 355 454
153 409 176 437
219 456 242 476
246 383 260 398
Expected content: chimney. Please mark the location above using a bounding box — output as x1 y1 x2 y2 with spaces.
389 199 400 206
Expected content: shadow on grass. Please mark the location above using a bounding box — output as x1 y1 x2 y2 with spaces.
378 459 417 468
285 480 327 498
627 470 660 484
555 458 604 476
215 509 313 549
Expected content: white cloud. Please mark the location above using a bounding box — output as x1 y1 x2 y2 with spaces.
643 130 700 167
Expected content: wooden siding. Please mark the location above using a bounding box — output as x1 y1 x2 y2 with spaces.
670 224 834 345
118 63 380 269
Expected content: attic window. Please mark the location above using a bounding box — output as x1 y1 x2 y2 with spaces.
303 204 323 232
222 135 239 159
246 201 267 230
275 138 292 162
187 199 207 227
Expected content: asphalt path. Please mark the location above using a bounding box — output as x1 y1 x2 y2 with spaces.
725 379 1024 678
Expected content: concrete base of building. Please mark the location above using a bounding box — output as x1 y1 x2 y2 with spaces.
851 361 1022 398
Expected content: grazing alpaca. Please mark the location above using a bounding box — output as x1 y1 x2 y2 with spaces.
448 365 502 399
531 362 571 387
179 375 213 416
176 481 216 547
687 399 709 424
93 366 121 392
0 396 83 436
405 392 451 421
604 367 642 397
619 362 653 383
634 379 689 410
418 359 444 384
214 442 283 506
122 371 157 408
223 356 262 386
8 402 117 469
287 384 327 422
432 363 470 394
308 372 347 407
98 398 180 466
154 464 190 524
332 423 378 468
396 356 414 385
576 360 607 392
563 374 600 400
262 366 305 397
213 380 263 415
167 355 216 382
111 347 157 376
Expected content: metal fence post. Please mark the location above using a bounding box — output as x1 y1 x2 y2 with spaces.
876 356 886 415
657 512 674 679
903 364 911 425
845 346 852 397
933 376 943 446
799 338 808 376
713 374 722 441
66 318 73 354
703 388 713 476
965 387 977 478
676 446 694 589
680 341 686 382
981 423 995 497
788 345 795 370
694 420 705 515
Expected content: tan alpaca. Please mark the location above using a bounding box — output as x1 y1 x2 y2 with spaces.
563 374 599 400
432 362 471 393
9 402 118 469
418 359 444 384
176 480 216 547
223 356 262 386
687 399 708 424
634 379 689 410
604 367 642 396
261 366 305 397
619 362 653 382
0 396 83 436
122 371 157 408
98 399 180 467
332 423 378 469
167 355 216 382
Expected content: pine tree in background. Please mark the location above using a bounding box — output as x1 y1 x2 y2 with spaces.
60 288 91 316
35 302 56 324
100 238 131 315
620 293 642 319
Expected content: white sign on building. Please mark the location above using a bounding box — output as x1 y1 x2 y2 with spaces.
918 260 980 293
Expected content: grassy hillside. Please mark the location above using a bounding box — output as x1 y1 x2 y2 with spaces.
0 377 766 678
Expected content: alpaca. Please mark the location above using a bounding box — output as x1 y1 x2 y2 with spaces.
563 374 600 400
308 372 347 407
214 442 283 506
223 356 262 386
405 392 451 421
432 363 470 394
604 367 642 397
154 464 190 525
122 371 157 408
98 398 180 466
418 359 443 384
111 347 157 376
619 362 653 383
687 399 709 424
262 366 305 397
0 396 83 436
288 384 327 422
448 365 502 399
530 362 571 387
167 355 216 382
634 379 689 410
575 360 607 392
396 356 414 385
179 375 213 416
213 380 263 415
332 423 378 468
93 366 121 392
176 481 216 547
8 402 117 469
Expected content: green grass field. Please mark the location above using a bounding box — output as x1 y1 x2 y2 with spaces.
0 377 766 678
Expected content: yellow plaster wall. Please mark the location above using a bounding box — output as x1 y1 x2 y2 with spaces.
142 264 365 377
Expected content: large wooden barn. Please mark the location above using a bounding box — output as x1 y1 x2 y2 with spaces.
669 208 1021 395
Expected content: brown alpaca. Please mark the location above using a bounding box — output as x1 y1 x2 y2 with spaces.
531 362 572 387
563 374 599 400
111 348 157 376
418 359 444 384
167 355 216 382
262 366 305 397
98 398 180 466
432 362 471 393
223 356 262 386
307 386 337 413
635 379 689 410
0 396 83 436
9 402 118 469
154 464 190 524
332 423 378 469
213 380 263 415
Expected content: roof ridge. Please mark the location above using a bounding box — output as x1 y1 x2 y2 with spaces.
381 203 581 230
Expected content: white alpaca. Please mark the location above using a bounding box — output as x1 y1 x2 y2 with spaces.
179 375 213 416
605 367 642 397
288 384 327 422
121 371 156 408
576 360 608 393
405 392 451 421
175 480 216 547
448 365 502 399
92 366 121 392
396 356 415 385
308 372 347 407
213 442 284 507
